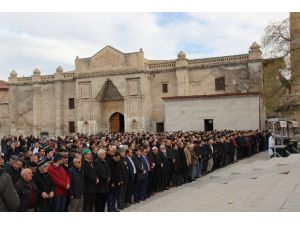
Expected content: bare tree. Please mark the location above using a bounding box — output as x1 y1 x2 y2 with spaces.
261 18 291 79
262 18 290 58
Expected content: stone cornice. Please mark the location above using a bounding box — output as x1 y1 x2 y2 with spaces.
7 53 263 84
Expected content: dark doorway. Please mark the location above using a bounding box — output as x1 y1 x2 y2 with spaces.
110 112 125 132
204 119 214 131
156 122 164 132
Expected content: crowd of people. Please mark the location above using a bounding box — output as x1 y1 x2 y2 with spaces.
0 129 271 212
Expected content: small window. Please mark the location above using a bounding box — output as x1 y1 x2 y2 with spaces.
69 98 75 109
162 83 168 93
69 121 75 133
215 77 225 91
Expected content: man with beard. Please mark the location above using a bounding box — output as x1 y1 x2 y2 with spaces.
82 149 98 212
23 149 33 168
6 157 22 185
48 154 70 212
33 160 54 212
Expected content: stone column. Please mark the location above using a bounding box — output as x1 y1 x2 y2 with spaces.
290 13 300 123
54 66 64 137
8 70 18 135
32 68 41 137
176 51 189 96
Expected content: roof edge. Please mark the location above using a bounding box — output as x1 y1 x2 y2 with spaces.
162 92 261 100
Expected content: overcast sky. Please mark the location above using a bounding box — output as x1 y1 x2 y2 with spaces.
0 12 288 81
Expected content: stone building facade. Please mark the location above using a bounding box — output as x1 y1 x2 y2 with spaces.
0 42 265 137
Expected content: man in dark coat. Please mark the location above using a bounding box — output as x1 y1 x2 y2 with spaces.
94 149 111 212
33 160 54 212
0 154 20 212
236 133 245 160
23 149 33 168
107 151 122 212
159 145 170 189
200 141 208 175
68 157 85 212
15 168 37 212
5 142 20 162
193 142 201 179
178 143 188 183
171 143 182 186
124 148 136 204
225 137 234 165
6 157 22 185
118 147 129 209
82 149 98 212
218 138 227 168
132 148 146 202
149 146 163 192
141 146 151 199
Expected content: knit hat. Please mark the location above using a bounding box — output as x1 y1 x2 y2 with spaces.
82 149 91 155
37 160 48 169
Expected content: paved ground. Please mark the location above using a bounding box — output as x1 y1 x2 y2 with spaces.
124 151 300 212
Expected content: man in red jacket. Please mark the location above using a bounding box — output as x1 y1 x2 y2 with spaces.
48 154 70 212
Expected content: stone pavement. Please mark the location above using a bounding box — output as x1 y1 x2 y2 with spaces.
124 151 300 212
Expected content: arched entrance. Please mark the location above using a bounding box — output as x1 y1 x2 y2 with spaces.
110 112 125 132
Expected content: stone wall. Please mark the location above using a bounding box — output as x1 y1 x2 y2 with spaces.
150 71 177 130
0 104 9 138
39 83 55 136
9 84 33 136
62 81 76 135
164 94 261 131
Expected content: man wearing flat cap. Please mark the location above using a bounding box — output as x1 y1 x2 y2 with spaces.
33 160 54 211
